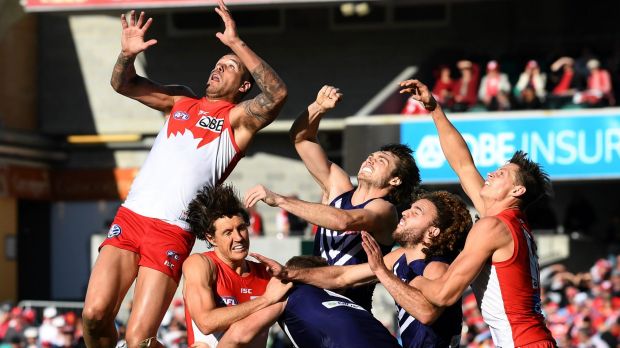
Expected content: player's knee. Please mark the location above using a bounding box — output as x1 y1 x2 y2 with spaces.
82 304 113 327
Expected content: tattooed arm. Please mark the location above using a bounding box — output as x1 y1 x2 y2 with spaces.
215 0 288 151
111 10 196 114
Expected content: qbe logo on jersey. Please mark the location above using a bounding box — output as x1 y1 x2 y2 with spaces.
196 115 224 133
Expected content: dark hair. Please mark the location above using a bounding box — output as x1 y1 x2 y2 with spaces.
418 190 472 262
509 150 552 209
186 184 249 247
285 255 328 270
380 143 420 214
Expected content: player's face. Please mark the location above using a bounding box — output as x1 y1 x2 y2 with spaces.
206 55 246 99
480 163 521 200
210 214 250 263
392 199 438 247
357 151 399 188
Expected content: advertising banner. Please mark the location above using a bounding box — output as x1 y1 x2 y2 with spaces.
22 0 354 12
401 112 620 183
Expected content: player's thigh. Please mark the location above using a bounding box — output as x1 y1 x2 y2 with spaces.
84 245 140 316
125 266 178 339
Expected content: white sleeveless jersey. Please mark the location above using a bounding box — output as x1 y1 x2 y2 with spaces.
123 98 242 230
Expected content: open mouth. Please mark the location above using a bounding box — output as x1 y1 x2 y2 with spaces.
360 166 373 174
232 244 247 252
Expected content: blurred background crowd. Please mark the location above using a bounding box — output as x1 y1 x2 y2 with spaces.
401 52 618 115
4 254 620 347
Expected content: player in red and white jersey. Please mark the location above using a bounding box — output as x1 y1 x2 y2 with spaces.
400 80 556 348
82 2 288 347
182 185 290 348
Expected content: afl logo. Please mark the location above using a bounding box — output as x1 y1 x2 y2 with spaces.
107 224 122 238
173 111 190 121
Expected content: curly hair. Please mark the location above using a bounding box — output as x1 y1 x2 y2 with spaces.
509 150 552 209
418 191 473 262
380 143 421 215
185 184 249 247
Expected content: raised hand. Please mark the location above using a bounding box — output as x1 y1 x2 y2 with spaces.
251 253 289 279
315 85 343 113
262 277 293 304
361 231 390 275
243 185 280 208
399 79 437 111
214 0 240 46
120 10 157 57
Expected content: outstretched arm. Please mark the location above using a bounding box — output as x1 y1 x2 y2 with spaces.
182 255 292 335
215 0 288 149
362 232 444 325
289 86 352 199
244 185 397 244
412 217 509 307
400 79 486 214
111 10 197 113
252 250 404 290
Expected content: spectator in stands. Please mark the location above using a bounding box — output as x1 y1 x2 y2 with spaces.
548 56 586 108
573 59 615 107
514 60 546 109
478 60 512 111
23 327 38 348
451 60 480 112
247 206 263 236
432 65 454 108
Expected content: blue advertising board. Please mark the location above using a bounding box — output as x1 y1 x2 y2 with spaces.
400 112 620 183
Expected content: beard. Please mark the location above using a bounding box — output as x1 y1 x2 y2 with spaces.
393 227 425 248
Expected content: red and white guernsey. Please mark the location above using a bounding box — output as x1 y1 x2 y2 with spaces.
185 251 271 346
470 208 554 347
123 97 242 230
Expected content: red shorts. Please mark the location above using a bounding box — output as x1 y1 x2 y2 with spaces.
100 206 195 283
519 339 558 348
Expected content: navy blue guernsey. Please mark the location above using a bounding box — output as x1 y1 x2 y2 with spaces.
313 189 393 311
393 254 463 348
278 284 400 348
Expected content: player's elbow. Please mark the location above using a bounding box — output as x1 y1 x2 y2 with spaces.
110 78 123 94
275 84 288 102
433 290 458 308
416 309 442 326
110 78 132 96
195 319 221 336
225 322 257 345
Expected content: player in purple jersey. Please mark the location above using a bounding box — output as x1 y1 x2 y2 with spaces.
244 85 420 310
254 190 472 348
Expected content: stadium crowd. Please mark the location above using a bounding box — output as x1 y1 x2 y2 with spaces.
2 254 620 347
402 54 617 115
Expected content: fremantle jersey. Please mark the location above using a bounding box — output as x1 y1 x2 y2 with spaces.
393 254 462 348
123 97 242 230
470 208 554 347
184 251 271 346
313 189 393 311
278 284 400 348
